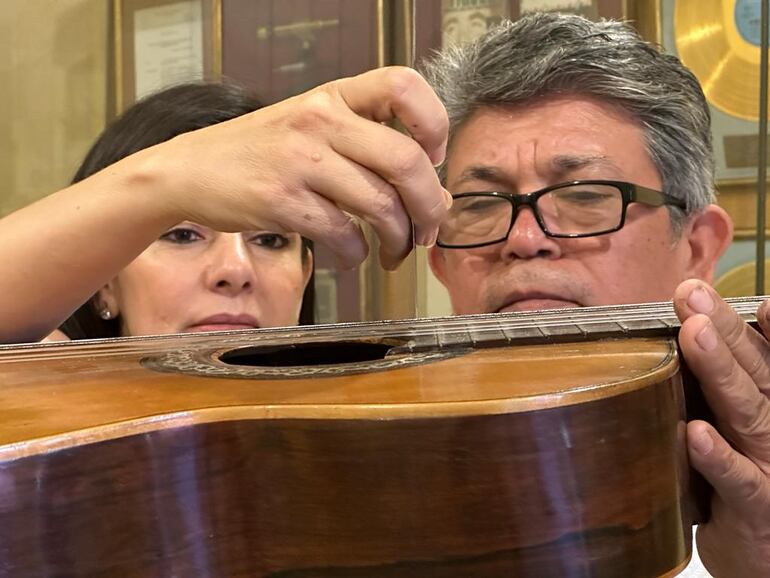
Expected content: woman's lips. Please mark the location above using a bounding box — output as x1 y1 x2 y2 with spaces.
187 323 258 333
187 314 259 332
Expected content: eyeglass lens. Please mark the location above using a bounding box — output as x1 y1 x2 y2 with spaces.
438 182 625 246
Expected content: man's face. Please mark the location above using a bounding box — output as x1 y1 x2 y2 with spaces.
430 97 721 315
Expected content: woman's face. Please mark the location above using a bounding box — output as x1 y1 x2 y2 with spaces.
98 222 312 336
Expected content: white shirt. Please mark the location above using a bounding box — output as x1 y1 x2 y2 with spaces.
678 532 712 577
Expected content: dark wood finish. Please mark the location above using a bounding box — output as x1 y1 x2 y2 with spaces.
0 306 706 577
221 0 378 105
221 0 381 323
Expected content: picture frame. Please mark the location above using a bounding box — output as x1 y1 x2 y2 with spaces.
112 0 221 114
415 0 661 62
656 0 769 238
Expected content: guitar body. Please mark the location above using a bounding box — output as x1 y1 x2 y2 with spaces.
0 325 694 577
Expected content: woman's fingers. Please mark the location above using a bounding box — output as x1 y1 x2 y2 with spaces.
167 66 451 268
335 67 449 165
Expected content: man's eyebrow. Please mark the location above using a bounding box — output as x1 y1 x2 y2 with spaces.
551 154 620 173
451 156 622 188
453 166 509 187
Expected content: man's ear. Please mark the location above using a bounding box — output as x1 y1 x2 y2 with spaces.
682 204 733 283
428 245 449 287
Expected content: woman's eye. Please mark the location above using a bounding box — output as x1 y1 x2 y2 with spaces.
250 233 289 249
159 228 203 244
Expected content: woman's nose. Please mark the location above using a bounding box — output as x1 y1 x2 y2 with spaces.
205 234 257 295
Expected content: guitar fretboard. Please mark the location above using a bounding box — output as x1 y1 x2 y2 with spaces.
395 296 764 352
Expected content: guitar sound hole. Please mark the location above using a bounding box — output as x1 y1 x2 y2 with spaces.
219 341 394 367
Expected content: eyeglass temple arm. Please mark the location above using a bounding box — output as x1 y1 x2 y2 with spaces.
633 185 686 209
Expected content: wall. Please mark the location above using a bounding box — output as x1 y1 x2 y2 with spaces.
0 0 108 216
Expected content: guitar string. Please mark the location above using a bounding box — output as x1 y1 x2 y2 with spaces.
7 297 765 355
299 296 766 341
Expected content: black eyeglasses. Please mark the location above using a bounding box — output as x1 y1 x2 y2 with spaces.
436 180 687 249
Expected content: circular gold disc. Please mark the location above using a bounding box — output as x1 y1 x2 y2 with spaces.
675 0 767 121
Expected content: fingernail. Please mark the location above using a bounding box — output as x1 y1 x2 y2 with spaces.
688 286 714 314
432 144 447 167
417 229 438 247
691 428 714 456
695 323 718 351
444 189 453 208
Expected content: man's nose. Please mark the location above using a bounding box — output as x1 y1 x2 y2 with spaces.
499 206 562 260
205 234 257 295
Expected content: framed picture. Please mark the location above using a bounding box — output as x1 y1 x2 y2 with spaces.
415 0 660 62
221 0 379 105
658 0 769 237
220 0 387 322
113 0 221 114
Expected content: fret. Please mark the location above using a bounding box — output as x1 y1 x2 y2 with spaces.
470 324 509 348
538 322 586 339
437 327 473 349
579 320 629 336
618 317 677 332
399 332 439 353
502 325 550 344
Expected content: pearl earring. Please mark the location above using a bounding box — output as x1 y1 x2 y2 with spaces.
99 308 113 320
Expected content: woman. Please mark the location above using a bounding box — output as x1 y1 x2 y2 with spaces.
0 66 450 344
58 83 314 339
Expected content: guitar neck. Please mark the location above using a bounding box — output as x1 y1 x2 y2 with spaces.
400 295 765 352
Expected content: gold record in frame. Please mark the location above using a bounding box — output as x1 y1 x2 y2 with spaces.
675 0 765 121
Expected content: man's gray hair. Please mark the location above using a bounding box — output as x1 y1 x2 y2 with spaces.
421 12 714 228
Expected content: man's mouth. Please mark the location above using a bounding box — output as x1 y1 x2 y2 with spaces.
495 294 580 313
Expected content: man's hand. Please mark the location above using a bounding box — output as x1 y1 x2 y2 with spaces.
673 279 770 577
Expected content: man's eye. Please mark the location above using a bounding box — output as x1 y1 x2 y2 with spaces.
454 197 506 215
159 228 203 244
559 190 614 204
250 233 289 249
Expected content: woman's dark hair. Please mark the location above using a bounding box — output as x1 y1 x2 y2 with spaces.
60 82 314 339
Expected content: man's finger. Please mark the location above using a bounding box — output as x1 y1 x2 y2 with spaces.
675 280 770 395
678 311 770 462
688 420 770 521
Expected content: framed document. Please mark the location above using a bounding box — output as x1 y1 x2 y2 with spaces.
113 0 221 114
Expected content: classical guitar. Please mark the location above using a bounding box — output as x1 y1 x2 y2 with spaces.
0 297 761 577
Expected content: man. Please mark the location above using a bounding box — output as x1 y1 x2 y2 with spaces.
423 12 769 577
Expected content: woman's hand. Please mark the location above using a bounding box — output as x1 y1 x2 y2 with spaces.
149 66 451 270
